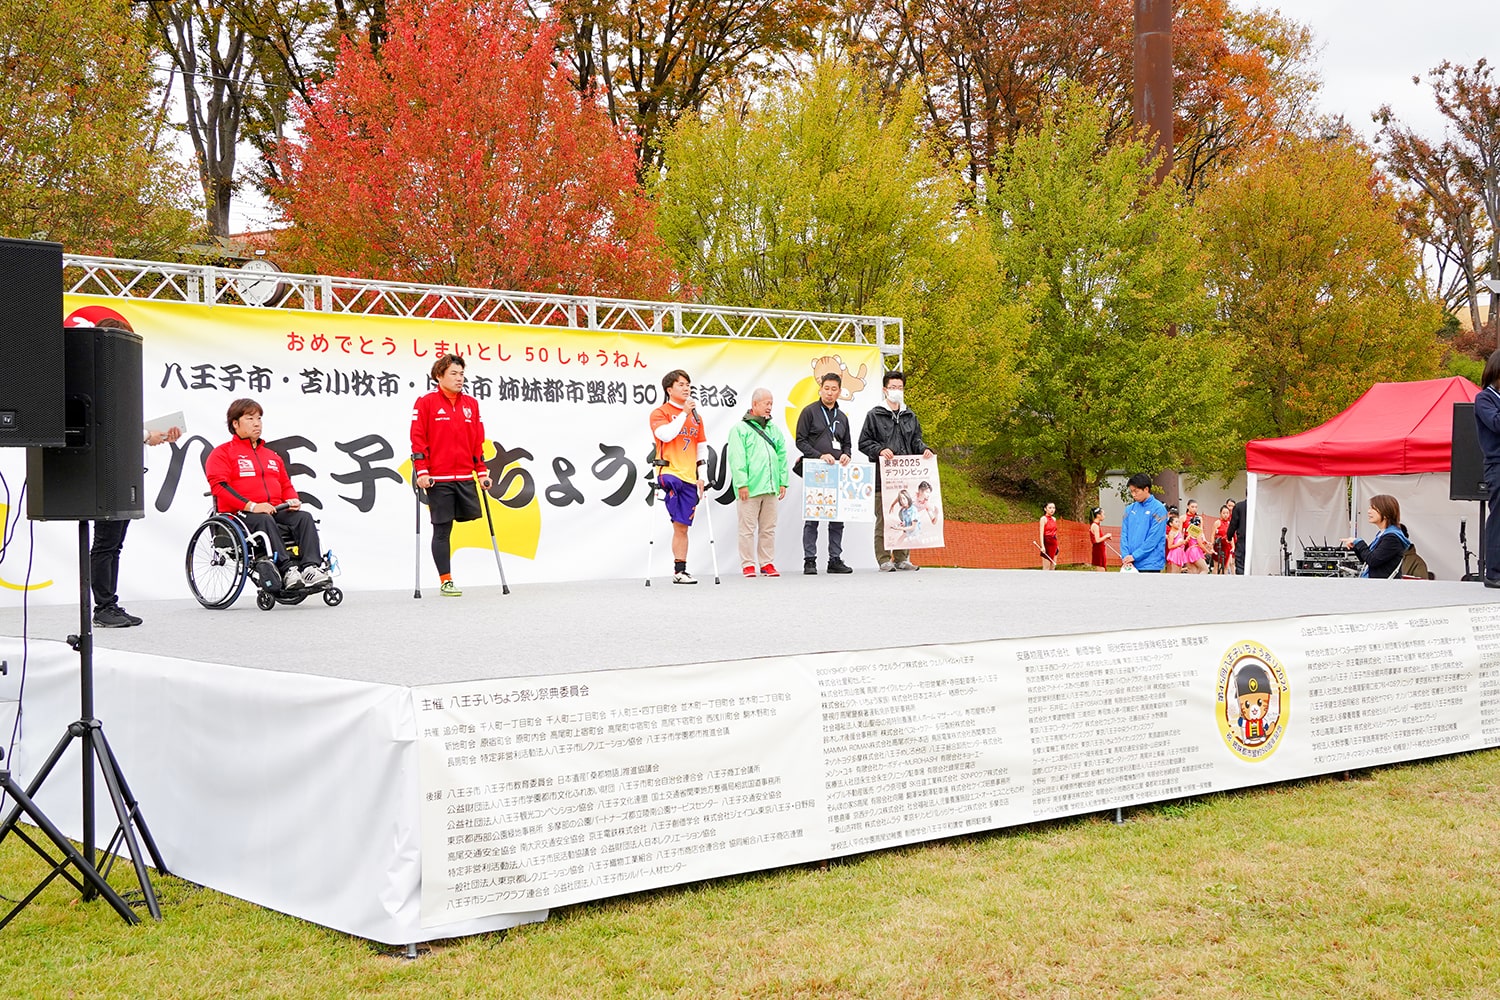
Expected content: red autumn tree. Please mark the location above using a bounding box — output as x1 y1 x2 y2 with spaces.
840 0 1317 193
271 0 676 299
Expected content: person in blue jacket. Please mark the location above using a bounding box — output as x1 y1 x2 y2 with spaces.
1119 473 1168 572
1474 349 1500 587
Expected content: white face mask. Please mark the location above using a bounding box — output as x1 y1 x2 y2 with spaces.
886 388 904 406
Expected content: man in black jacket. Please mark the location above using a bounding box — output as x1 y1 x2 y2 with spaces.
795 372 855 574
1226 497 1247 574
859 370 933 571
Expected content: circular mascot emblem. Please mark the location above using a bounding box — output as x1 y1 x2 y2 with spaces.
1216 641 1289 762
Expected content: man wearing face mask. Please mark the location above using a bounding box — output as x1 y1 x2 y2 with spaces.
859 370 933 571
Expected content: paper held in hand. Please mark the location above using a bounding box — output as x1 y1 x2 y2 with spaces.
801 459 876 522
146 411 186 436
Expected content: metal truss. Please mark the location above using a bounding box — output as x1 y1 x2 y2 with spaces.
63 255 903 362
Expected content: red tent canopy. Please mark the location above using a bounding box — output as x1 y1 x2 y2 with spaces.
1245 376 1479 476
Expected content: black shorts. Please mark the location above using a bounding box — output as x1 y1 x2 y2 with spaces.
426 480 483 525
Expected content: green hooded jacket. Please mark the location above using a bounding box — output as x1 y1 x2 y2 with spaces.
726 413 790 497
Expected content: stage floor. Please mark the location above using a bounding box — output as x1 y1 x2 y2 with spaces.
4 569 1495 685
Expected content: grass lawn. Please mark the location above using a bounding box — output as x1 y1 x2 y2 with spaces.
3 749 1498 998
936 460 1040 524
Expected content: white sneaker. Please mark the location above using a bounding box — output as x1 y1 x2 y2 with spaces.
672 571 698 585
879 561 895 572
282 566 304 590
301 565 331 587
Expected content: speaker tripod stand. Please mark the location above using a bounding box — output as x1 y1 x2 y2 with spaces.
0 522 165 930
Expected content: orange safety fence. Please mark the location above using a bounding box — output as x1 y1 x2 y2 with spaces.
908 519 1121 570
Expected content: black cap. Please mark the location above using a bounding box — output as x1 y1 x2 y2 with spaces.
1235 664 1272 699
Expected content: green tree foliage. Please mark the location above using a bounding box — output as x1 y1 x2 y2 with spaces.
987 92 1238 516
0 0 201 254
1198 135 1444 440
654 62 1025 445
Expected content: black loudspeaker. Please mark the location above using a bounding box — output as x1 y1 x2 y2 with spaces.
1451 402 1488 502
0 237 65 447
26 325 145 521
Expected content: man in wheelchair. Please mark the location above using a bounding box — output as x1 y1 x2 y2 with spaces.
205 398 331 592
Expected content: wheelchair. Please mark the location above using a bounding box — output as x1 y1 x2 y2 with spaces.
184 501 343 611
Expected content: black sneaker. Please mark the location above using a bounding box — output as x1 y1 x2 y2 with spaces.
115 605 143 625
827 558 853 575
803 558 817 575
93 605 136 628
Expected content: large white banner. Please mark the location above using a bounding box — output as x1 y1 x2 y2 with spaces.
415 602 1500 924
0 298 884 605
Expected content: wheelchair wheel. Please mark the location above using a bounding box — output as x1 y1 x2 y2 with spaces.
323 587 343 607
256 589 276 611
186 517 250 609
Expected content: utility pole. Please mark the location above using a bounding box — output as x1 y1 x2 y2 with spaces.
1134 0 1174 184
1135 0 1179 506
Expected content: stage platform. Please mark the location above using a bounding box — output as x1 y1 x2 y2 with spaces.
3 569 1498 945
6 569 1492 684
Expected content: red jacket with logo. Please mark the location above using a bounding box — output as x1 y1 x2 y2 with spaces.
410 389 488 482
206 435 299 512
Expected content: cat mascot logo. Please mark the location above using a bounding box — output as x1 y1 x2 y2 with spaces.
1216 641 1289 762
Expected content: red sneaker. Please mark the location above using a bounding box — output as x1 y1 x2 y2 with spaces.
760 563 780 577
742 565 757 578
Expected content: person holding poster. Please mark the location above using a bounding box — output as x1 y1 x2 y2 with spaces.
859 370 932 571
649 369 709 584
411 354 491 597
795 372 855 575
725 388 789 578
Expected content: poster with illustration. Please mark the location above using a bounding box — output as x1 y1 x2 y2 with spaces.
801 460 876 522
880 455 943 549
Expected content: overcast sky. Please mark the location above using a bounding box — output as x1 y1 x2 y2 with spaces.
1278 0 1497 143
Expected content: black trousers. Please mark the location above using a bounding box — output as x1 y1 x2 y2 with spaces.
1486 469 1500 580
89 519 130 612
802 519 843 560
241 508 322 568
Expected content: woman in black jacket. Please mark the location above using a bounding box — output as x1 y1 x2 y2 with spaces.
1341 493 1409 579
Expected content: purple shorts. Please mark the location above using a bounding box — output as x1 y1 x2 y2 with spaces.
659 474 699 525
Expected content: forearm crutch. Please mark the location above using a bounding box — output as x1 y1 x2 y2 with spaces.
411 454 425 599
702 491 721 585
472 471 511 595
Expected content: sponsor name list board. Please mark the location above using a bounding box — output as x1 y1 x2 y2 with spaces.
416 603 1500 925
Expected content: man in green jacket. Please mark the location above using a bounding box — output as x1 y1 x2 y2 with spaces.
726 387 790 577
